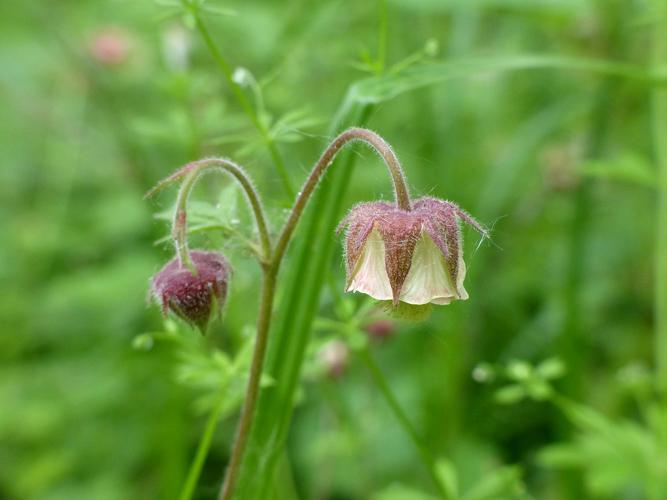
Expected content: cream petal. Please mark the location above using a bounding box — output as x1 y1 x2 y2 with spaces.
400 231 467 305
346 228 393 301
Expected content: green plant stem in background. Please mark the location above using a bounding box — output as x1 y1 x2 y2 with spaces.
359 347 451 499
653 3 667 393
178 395 227 500
189 9 295 198
218 127 412 500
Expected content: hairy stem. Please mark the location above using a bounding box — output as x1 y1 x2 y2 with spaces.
168 159 272 267
218 127 410 499
359 347 450 499
191 11 295 198
273 127 411 269
218 268 277 500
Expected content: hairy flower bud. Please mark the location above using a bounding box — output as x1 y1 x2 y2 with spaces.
338 197 487 306
150 250 230 333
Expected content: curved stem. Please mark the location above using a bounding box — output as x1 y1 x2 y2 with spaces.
178 394 227 500
219 268 277 500
273 127 411 269
359 346 451 499
218 128 410 499
167 159 272 268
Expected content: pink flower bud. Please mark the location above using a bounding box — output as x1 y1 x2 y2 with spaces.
364 319 396 340
88 27 131 67
318 340 349 378
338 197 487 306
150 251 230 333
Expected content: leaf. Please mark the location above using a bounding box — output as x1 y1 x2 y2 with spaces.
536 358 566 380
371 484 438 500
462 466 525 500
495 384 526 405
581 153 657 187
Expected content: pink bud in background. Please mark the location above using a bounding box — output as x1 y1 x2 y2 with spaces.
318 340 349 379
89 27 131 67
364 319 396 341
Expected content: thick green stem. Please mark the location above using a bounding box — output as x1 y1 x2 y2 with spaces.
219 268 277 500
178 395 227 500
653 3 667 393
191 11 295 198
359 347 451 499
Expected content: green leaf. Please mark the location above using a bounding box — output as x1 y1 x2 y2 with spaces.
581 153 657 187
495 384 527 405
462 466 525 500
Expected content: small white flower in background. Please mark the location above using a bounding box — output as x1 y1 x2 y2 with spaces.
162 24 191 72
338 197 487 307
318 340 349 378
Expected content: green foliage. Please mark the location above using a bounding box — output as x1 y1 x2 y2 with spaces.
3 0 666 498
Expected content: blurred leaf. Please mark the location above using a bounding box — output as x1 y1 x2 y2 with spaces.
371 484 438 500
581 153 657 187
461 466 525 500
495 384 527 405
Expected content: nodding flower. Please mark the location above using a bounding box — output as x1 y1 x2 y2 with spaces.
151 251 231 333
339 197 487 307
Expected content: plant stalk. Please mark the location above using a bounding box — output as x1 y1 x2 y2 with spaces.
359 347 451 499
191 11 295 198
272 127 411 268
166 159 273 267
218 127 410 499
218 268 277 500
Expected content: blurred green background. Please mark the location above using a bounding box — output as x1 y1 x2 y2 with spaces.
2 0 666 499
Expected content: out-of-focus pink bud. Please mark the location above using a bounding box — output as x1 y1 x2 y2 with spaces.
89 27 131 67
318 340 349 379
364 319 395 340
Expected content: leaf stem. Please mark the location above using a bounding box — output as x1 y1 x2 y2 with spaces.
191 11 295 198
358 346 451 499
178 395 227 500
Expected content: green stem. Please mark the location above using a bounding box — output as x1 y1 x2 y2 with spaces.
358 347 451 499
168 158 273 268
218 268 277 500
218 127 411 500
178 395 227 500
653 2 667 393
272 127 411 269
191 10 295 198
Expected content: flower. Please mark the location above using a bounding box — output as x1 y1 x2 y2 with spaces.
338 197 487 306
318 340 349 378
151 250 230 333
88 27 132 67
